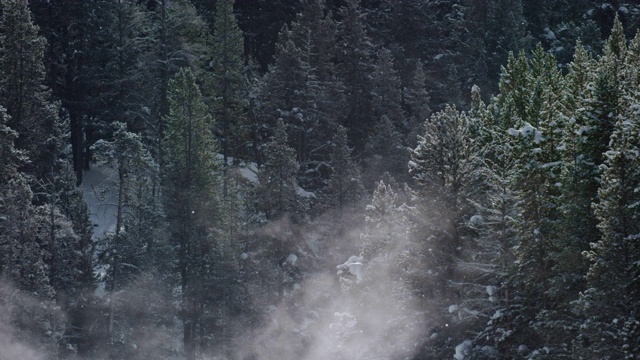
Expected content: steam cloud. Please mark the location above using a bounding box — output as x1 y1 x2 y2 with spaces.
233 214 432 360
0 279 56 360
0 207 441 360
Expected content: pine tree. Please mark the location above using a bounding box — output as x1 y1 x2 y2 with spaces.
143 0 212 168
576 109 640 358
36 114 94 300
408 104 474 333
368 0 480 107
363 114 405 187
320 126 364 218
347 179 427 359
336 0 374 154
91 121 158 354
290 2 343 189
27 0 101 184
0 0 59 181
402 59 430 148
409 105 473 228
370 48 404 128
0 0 93 302
196 178 251 357
84 0 151 137
256 0 342 189
495 45 566 356
255 27 303 150
210 0 246 177
162 67 220 360
585 15 626 172
0 174 60 352
257 118 302 221
451 46 566 356
361 180 411 261
450 87 519 358
483 0 531 86
364 48 409 183
0 106 54 298
549 40 598 339
569 27 640 357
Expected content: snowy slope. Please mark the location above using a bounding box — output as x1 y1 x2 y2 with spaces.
82 165 118 240
82 165 117 297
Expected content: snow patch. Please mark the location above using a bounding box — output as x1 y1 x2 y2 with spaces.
482 346 499 357
83 166 118 240
469 215 484 226
508 123 544 144
491 309 503 319
305 233 321 258
337 255 364 281
454 340 473 360
297 186 316 198
543 27 556 40
214 154 260 184
239 164 259 184
540 161 562 169
285 254 298 266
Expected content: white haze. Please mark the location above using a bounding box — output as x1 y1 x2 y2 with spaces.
232 214 433 360
0 280 57 360
0 215 437 360
1 167 445 359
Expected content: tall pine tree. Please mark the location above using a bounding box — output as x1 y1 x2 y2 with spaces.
210 0 246 179
162 67 220 360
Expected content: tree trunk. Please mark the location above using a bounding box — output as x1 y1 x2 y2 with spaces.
108 168 125 358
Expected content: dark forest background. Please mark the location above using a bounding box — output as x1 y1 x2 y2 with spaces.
1 0 640 359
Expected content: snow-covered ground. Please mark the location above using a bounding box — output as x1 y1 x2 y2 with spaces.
218 154 316 197
82 165 117 297
82 165 118 240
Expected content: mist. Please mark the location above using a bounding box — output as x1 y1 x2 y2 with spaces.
0 197 447 360
0 279 61 360
208 194 450 360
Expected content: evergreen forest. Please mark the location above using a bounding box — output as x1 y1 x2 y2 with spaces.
1 0 640 359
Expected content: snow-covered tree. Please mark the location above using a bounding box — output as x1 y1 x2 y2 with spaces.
410 104 473 231
0 0 93 305
574 88 640 360
364 48 409 183
257 118 302 221
555 42 598 288
0 0 61 181
363 114 406 187
256 0 343 189
0 106 52 297
361 180 413 262
91 121 158 354
320 125 364 217
444 86 519 359
36 114 94 300
402 59 430 147
336 0 374 154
